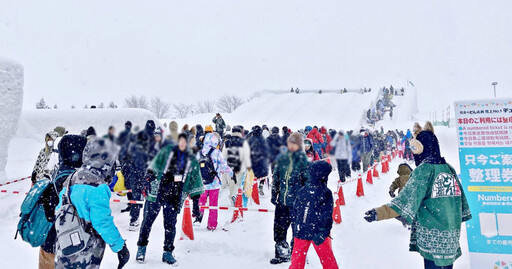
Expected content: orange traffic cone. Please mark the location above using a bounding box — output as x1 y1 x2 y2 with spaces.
180 198 194 240
252 180 260 205
333 202 342 224
231 189 244 223
337 185 345 206
356 175 365 197
366 167 373 184
373 164 379 178
384 155 390 173
382 156 388 173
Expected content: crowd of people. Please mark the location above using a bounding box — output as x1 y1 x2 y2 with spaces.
22 112 470 269
366 86 404 125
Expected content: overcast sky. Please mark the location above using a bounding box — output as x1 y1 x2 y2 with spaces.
1 0 511 112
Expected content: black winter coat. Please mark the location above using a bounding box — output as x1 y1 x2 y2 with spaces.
266 133 283 164
248 127 270 178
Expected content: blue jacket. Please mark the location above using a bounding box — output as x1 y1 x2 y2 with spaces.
293 161 333 242
58 184 125 253
360 135 373 154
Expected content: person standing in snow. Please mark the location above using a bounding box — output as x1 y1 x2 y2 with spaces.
331 131 352 182
212 113 226 138
167 120 179 144
359 128 373 172
136 133 204 265
290 161 339 269
304 138 320 162
281 126 290 145
402 129 414 162
54 137 130 269
222 125 252 205
306 126 324 159
248 126 270 196
104 126 116 142
117 121 132 146
364 122 471 269
320 126 332 157
31 131 59 184
266 126 283 171
270 132 309 265
197 133 233 230
38 134 87 269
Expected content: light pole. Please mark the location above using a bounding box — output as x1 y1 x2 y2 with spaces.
492 82 498 98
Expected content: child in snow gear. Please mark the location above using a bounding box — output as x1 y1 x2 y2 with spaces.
270 132 309 265
198 133 233 230
137 133 204 264
304 138 320 162
54 137 129 269
290 161 339 269
32 131 59 183
331 131 352 182
364 122 471 269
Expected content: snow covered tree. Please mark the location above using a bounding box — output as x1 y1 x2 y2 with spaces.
196 100 216 114
108 101 117 108
216 94 244 113
53 104 58 109
71 104 76 109
83 104 88 109
124 95 148 109
35 98 50 109
173 103 194 119
98 102 105 109
150 96 171 119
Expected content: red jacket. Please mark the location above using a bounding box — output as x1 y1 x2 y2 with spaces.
307 128 324 145
320 127 332 154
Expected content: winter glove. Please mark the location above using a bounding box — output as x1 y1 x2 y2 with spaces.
31 171 37 184
389 191 396 198
364 209 378 223
313 233 326 246
117 243 130 269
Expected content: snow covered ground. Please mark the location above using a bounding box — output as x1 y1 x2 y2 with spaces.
0 90 470 268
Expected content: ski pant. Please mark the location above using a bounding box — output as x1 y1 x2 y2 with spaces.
228 172 243 202
199 189 220 230
336 159 350 182
191 194 201 218
137 200 179 252
424 259 453 269
290 237 339 269
39 248 55 269
273 203 294 258
404 148 414 161
126 178 144 223
351 161 361 172
362 152 372 172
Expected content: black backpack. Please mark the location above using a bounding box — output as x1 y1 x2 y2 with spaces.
226 136 244 173
199 148 218 185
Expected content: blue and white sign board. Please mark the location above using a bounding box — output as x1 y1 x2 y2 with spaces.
455 98 512 268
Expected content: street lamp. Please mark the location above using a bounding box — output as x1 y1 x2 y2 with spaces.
492 82 498 98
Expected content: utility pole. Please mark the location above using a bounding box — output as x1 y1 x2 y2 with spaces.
492 82 498 98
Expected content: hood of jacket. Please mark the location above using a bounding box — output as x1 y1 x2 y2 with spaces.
271 126 280 134
252 126 263 137
169 121 178 132
72 137 119 186
307 161 332 185
58 135 87 168
202 132 219 150
320 126 327 134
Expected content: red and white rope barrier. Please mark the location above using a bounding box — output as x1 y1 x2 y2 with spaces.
0 176 31 187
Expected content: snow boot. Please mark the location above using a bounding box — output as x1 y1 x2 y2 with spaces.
194 213 203 225
162 251 178 266
129 220 140 231
270 241 290 265
136 246 146 263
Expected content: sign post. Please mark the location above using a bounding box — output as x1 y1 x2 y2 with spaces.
455 99 512 268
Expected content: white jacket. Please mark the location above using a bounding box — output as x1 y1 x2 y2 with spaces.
222 132 252 173
331 134 352 162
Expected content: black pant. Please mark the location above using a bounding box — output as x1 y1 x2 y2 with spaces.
336 159 351 182
351 161 361 172
424 259 453 269
137 200 179 252
128 180 144 223
273 203 295 257
191 194 200 217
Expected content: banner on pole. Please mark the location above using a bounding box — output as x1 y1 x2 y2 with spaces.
455 99 512 268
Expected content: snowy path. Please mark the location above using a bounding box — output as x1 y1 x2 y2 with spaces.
0 156 470 268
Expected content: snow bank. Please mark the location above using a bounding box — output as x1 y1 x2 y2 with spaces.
18 108 163 141
0 57 24 181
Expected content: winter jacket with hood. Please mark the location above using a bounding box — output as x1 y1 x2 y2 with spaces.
195 124 205 151
271 149 309 207
222 131 252 173
320 127 332 154
55 138 125 267
168 121 179 143
266 127 283 164
201 133 233 190
389 163 412 194
212 116 226 133
331 133 352 162
305 138 320 162
32 131 59 181
372 123 471 267
293 161 333 242
248 126 270 178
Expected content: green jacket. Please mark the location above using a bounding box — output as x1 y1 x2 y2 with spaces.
212 116 226 132
271 150 309 206
387 163 472 267
146 145 204 207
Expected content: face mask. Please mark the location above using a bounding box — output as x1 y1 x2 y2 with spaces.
47 140 54 148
